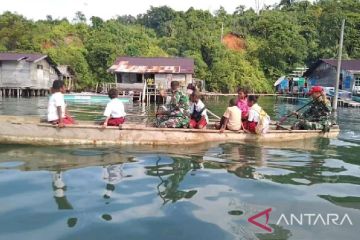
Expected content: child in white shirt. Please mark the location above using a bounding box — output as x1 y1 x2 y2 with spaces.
47 80 74 127
102 88 126 127
189 91 208 129
244 95 268 133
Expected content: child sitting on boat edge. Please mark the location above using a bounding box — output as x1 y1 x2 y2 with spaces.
102 88 126 127
243 95 270 134
47 80 75 127
216 98 242 133
189 91 209 129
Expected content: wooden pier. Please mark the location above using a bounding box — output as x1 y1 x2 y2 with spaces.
336 99 360 108
277 95 360 108
0 88 49 97
276 95 308 104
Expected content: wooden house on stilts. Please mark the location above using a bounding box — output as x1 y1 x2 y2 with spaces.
0 53 60 97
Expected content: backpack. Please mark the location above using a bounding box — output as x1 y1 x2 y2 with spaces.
191 107 206 122
255 108 271 135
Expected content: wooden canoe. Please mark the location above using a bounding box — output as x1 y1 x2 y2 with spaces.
0 115 340 146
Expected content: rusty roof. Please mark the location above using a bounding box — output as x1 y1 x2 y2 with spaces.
109 56 194 74
322 59 360 71
0 52 47 62
304 59 360 76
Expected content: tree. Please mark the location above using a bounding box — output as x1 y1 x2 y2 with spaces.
90 16 104 29
138 6 177 36
73 11 86 23
1 1 359 92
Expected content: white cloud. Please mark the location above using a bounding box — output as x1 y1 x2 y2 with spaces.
0 0 279 21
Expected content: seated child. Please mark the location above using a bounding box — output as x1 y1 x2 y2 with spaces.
215 98 242 133
189 91 208 129
47 80 74 127
102 88 126 127
243 95 261 133
236 87 250 120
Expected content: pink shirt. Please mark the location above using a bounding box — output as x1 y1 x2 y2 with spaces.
237 98 249 118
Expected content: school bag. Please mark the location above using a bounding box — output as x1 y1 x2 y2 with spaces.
191 107 206 122
255 108 271 135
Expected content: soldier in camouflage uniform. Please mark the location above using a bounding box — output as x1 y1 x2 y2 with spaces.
156 81 190 128
292 86 332 131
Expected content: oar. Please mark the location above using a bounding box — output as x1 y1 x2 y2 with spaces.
278 102 309 124
206 109 221 120
277 94 322 125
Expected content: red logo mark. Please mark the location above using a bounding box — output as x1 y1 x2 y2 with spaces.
248 208 273 233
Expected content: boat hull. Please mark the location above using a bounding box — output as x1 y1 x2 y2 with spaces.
0 116 340 146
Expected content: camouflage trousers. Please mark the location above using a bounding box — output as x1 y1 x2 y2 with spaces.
292 120 331 131
156 105 190 128
156 115 190 128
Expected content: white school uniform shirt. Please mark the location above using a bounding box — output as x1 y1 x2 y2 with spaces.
47 92 66 121
189 99 209 123
248 103 261 122
104 98 126 118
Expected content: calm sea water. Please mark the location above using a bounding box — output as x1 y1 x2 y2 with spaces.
0 96 359 240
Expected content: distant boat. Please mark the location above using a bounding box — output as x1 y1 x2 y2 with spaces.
64 93 133 104
352 95 360 103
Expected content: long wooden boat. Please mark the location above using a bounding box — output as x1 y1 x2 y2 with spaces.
0 115 340 146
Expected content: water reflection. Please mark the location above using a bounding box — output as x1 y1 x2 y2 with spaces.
146 157 198 204
53 171 73 210
0 140 359 239
102 164 126 199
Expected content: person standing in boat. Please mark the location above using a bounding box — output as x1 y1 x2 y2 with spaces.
216 98 242 133
189 91 208 129
102 88 126 127
156 81 190 128
292 86 332 131
47 80 75 127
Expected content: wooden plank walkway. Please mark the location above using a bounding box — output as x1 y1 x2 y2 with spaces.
338 99 360 108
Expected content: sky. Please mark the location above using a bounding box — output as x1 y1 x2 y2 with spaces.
0 0 280 21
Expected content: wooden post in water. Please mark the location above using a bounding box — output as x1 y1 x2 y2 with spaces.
333 19 345 111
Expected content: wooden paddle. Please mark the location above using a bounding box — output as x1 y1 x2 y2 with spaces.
276 94 323 125
206 109 221 120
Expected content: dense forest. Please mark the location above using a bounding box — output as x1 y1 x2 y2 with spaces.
1 0 360 92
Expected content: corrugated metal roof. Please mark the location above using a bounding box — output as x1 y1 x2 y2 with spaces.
304 59 360 76
109 56 194 74
0 52 46 62
0 52 61 75
322 59 360 71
